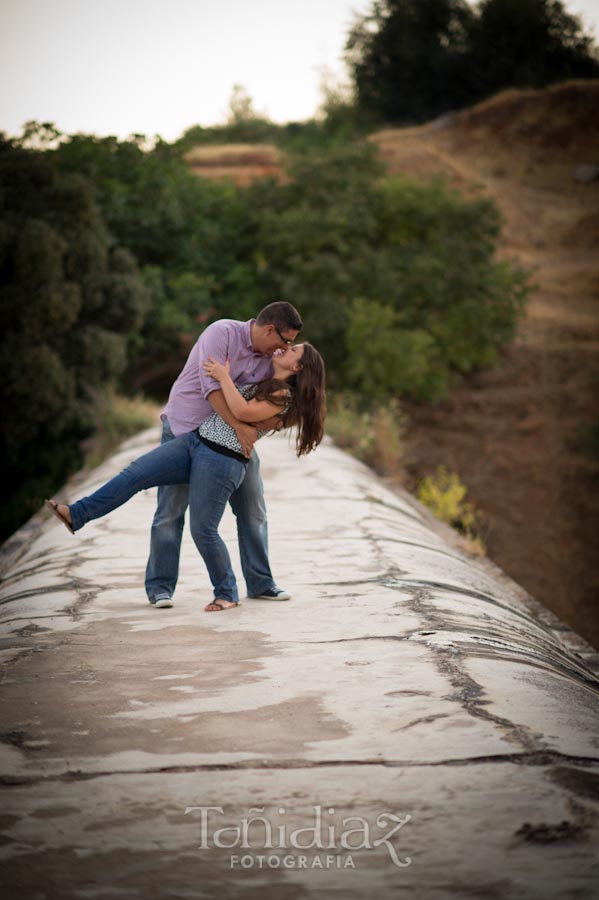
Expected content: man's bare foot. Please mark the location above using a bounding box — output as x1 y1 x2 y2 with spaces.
204 599 239 612
45 500 75 535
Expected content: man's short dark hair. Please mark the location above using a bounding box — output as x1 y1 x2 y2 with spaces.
256 302 303 333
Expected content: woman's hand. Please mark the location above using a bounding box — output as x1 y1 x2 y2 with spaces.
203 357 230 382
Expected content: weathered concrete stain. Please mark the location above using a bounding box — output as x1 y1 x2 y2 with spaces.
0 430 597 899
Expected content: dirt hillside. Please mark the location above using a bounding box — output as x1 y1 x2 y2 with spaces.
370 81 599 648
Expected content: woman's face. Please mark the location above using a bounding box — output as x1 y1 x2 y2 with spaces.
274 343 305 374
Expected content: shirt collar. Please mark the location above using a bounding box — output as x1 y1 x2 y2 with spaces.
243 319 255 352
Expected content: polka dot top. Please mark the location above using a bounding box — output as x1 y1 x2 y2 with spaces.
197 383 289 461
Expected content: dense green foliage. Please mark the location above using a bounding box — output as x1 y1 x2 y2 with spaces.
44 131 528 399
346 0 599 124
1 120 529 541
244 148 528 398
46 129 267 373
0 136 148 537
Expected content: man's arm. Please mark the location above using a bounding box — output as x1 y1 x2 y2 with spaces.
207 390 258 458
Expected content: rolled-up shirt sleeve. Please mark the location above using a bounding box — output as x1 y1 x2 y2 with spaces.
197 323 230 399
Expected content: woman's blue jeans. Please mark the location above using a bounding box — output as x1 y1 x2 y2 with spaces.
189 442 247 601
144 419 274 601
68 433 249 601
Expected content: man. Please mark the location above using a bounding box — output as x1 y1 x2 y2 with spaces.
145 301 303 608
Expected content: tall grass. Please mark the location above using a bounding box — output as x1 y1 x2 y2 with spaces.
326 392 404 477
82 388 160 469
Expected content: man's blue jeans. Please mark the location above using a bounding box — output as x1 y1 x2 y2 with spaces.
144 419 191 601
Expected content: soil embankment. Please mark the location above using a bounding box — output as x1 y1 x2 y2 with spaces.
370 81 599 648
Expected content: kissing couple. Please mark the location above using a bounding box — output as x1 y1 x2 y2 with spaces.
47 302 326 613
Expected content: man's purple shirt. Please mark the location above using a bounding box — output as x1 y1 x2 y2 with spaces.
162 319 274 437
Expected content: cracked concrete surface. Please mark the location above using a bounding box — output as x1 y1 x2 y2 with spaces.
0 430 598 899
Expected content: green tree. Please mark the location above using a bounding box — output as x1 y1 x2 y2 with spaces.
175 85 279 148
245 144 386 380
346 0 477 123
374 174 529 376
468 0 599 99
346 299 446 400
346 0 599 124
0 137 148 540
46 127 262 374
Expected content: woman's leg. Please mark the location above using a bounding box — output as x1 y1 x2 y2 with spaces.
228 449 277 597
67 435 194 532
188 441 247 606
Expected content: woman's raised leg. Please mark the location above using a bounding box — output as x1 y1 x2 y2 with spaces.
65 434 194 532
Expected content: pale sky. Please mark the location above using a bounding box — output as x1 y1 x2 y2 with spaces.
1 0 597 142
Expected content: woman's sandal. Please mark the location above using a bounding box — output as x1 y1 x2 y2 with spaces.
45 500 75 535
204 600 241 612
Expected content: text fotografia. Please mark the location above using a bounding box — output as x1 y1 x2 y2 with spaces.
184 805 412 869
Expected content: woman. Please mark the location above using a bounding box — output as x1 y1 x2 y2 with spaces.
46 343 326 612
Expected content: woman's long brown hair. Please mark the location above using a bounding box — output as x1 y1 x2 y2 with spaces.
282 342 326 456
250 343 326 456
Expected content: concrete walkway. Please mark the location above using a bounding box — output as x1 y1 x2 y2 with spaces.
1 430 598 900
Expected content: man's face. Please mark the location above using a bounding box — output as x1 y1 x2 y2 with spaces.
258 324 300 356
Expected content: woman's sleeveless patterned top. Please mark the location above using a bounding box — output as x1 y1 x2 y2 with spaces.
197 383 289 457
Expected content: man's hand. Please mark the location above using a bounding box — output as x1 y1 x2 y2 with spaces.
235 422 258 457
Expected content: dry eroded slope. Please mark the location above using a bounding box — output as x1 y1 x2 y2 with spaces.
370 81 599 647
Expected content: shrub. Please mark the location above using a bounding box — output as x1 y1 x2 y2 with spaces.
416 465 485 551
346 298 447 401
326 392 404 476
82 388 160 468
